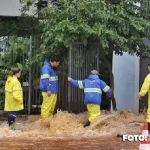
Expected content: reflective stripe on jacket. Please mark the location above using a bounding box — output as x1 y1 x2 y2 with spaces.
39 60 58 93
4 76 23 111
70 74 112 105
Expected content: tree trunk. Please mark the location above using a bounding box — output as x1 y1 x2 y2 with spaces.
102 55 117 111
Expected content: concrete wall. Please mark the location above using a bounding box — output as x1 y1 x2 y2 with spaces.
0 0 37 16
112 52 140 114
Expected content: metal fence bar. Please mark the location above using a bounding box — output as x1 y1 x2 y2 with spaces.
97 44 100 72
28 36 32 114
0 39 101 114
68 48 72 113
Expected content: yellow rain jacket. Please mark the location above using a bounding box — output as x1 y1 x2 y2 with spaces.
4 75 24 111
139 74 150 122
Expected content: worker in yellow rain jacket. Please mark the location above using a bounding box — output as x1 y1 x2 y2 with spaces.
4 67 23 128
68 70 112 128
139 64 150 130
39 56 60 119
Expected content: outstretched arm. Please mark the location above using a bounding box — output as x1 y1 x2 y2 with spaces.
68 77 84 89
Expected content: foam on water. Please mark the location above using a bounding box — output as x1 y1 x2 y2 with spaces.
0 110 145 139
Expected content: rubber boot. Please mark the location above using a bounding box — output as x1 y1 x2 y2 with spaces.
83 120 91 128
8 116 15 130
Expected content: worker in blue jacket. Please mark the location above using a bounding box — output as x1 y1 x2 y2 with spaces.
68 70 112 128
40 56 60 119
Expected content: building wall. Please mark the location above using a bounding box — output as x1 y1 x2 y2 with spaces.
0 0 36 16
112 52 140 114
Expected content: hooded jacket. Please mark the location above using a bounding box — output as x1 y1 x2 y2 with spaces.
39 60 58 93
70 74 112 105
4 76 23 111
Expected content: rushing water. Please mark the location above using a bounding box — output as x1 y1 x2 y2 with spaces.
0 110 145 139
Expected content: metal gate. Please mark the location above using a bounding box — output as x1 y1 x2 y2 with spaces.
68 43 100 113
0 37 100 114
0 36 32 114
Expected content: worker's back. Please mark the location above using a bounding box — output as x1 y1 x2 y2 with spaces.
83 74 103 105
69 74 112 105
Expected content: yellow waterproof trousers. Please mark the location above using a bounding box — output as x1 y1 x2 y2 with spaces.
86 104 101 122
147 106 150 123
146 90 150 122
41 92 57 119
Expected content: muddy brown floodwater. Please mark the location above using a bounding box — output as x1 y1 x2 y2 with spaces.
0 110 145 150
0 137 139 150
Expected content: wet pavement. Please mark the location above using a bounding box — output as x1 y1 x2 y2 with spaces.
0 136 139 150
0 111 144 150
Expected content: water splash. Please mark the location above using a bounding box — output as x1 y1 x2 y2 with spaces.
0 110 145 139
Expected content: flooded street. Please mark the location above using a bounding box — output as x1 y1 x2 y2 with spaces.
0 137 139 150
0 110 145 150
